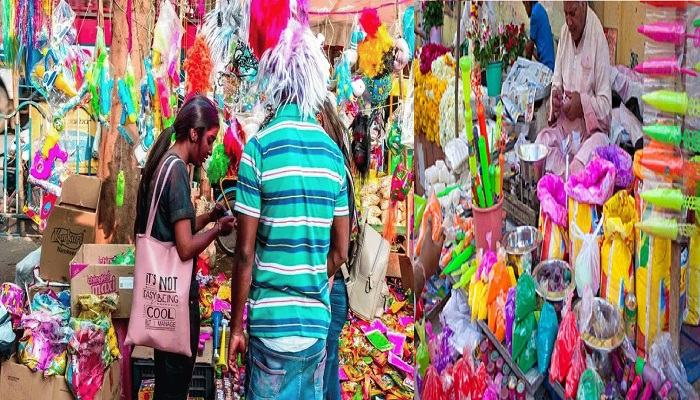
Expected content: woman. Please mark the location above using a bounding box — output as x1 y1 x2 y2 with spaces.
317 94 357 400
134 95 236 400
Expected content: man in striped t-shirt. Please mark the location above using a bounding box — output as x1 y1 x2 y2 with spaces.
229 103 350 399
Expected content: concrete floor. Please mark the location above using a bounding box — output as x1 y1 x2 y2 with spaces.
0 236 40 284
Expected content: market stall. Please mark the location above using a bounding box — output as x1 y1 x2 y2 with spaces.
414 1 699 399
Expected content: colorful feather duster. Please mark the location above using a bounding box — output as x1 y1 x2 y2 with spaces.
248 0 290 60
207 144 230 184
183 36 213 97
223 118 245 174
357 25 394 79
403 6 415 59
255 19 330 120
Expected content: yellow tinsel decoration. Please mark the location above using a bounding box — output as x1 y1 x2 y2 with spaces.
358 25 394 79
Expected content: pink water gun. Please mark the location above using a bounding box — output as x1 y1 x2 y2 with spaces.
638 21 700 46
157 77 172 119
634 56 697 77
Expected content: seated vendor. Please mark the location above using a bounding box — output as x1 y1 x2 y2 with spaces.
536 1 611 177
523 1 555 71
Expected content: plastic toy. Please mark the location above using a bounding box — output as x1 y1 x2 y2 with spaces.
642 124 700 153
637 21 700 46
635 218 697 240
634 57 697 76
640 188 700 211
641 89 700 116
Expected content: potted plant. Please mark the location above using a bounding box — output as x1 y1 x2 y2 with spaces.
467 20 527 97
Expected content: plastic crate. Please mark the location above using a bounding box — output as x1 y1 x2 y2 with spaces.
132 359 215 400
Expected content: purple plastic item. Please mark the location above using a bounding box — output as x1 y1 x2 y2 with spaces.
505 287 516 353
595 145 633 189
565 158 616 205
399 316 414 327
538 174 568 227
387 331 406 357
478 251 498 281
388 353 414 377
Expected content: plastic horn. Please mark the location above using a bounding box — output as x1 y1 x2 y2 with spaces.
212 310 222 359
640 188 700 211
459 56 474 142
217 319 229 371
637 21 700 45
636 218 697 240
642 124 700 152
634 57 697 77
641 89 693 116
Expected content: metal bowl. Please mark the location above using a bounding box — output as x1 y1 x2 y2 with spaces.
532 259 575 302
575 297 626 352
503 226 541 255
516 143 549 163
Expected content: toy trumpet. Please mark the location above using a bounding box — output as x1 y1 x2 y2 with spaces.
641 90 700 116
638 21 700 46
642 124 700 153
634 57 697 77
217 319 229 371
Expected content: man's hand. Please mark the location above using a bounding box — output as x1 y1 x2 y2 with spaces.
525 40 535 59
228 331 247 377
418 216 445 279
218 216 236 236
549 86 563 126
209 203 227 223
562 90 583 120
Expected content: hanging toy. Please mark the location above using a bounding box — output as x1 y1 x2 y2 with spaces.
223 118 245 173
357 8 394 79
116 170 125 207
183 36 214 97
403 6 415 59
394 38 410 72
248 0 292 59
334 56 353 105
638 21 700 46
31 141 68 181
351 78 366 99
642 124 700 153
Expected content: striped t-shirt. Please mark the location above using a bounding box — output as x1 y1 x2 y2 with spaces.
234 103 349 340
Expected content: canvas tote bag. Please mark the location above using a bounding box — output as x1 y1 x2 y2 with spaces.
126 156 193 357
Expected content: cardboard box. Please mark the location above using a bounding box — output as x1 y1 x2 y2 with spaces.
0 358 121 400
131 327 215 365
40 175 102 283
70 244 135 319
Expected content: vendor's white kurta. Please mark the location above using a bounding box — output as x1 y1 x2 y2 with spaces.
536 6 612 177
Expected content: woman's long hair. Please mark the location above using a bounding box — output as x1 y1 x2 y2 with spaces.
135 95 219 235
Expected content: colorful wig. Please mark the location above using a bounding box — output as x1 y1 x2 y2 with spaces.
255 19 330 120
183 36 213 97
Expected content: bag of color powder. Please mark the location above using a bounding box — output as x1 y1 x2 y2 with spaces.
601 190 636 309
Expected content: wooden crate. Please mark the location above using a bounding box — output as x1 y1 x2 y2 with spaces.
504 192 538 227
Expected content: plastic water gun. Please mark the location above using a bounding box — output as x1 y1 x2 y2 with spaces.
31 143 68 181
217 319 229 371
634 57 697 77
116 170 125 207
144 57 157 97
642 124 700 153
442 243 474 276
157 77 172 119
117 79 137 124
416 320 430 376
212 310 223 359
642 0 699 9
637 21 700 45
198 331 212 353
32 64 78 98
125 58 140 113
453 259 477 289
636 218 697 240
640 188 700 212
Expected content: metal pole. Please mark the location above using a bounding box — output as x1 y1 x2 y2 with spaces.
455 0 461 141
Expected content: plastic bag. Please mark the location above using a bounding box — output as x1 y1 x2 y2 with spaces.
0 283 25 329
517 331 537 372
504 288 516 352
565 341 586 398
601 191 636 309
577 368 604 400
75 294 120 365
550 295 579 384
572 216 603 297
18 311 72 376
649 333 699 400
515 273 536 321
537 302 559 374
512 313 536 362
565 158 617 206
538 174 569 261
15 247 41 290
488 292 507 342
32 291 71 322
421 365 444 400
0 304 16 359
442 290 482 355
66 320 107 400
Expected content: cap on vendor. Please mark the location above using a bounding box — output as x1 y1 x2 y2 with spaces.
536 0 612 178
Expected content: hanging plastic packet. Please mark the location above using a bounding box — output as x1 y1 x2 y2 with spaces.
0 283 25 328
550 293 579 384
74 294 120 364
577 368 604 400
66 321 107 400
116 170 125 207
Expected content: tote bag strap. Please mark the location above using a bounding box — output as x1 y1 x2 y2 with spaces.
145 155 182 237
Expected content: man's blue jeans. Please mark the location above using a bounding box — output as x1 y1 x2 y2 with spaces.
324 272 349 399
246 336 327 400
